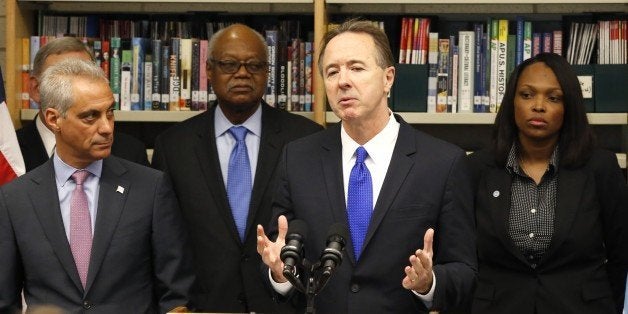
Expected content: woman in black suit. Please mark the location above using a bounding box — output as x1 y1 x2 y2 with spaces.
468 53 627 314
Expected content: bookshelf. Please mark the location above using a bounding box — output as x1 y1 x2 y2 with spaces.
5 0 626 168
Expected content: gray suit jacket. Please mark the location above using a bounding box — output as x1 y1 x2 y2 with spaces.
0 156 194 313
268 115 477 313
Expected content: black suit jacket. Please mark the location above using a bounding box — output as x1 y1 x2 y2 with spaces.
0 156 195 313
268 116 477 313
467 148 628 314
17 117 149 172
152 102 323 313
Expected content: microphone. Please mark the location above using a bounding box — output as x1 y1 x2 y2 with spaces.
280 219 308 276
316 223 348 293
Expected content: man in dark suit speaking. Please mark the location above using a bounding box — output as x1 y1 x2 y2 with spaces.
152 24 322 313
257 20 477 313
0 59 194 313
17 36 148 172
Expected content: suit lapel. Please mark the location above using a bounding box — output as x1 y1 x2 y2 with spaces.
362 121 414 256
193 108 243 244
85 157 129 293
30 160 83 292
541 167 586 263
484 167 530 265
248 104 283 238
319 125 352 260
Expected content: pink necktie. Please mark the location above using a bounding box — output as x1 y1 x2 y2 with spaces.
70 170 92 288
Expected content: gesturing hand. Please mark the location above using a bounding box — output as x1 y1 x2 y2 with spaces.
257 215 289 283
402 228 434 294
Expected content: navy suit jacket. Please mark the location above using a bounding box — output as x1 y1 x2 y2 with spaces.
268 115 477 313
468 149 628 314
17 117 149 172
152 102 322 313
0 156 195 313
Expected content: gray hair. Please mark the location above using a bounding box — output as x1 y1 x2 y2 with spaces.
39 59 109 117
207 23 268 68
31 36 95 78
318 19 394 75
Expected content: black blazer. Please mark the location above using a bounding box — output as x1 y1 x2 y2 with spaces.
0 156 195 313
152 102 323 313
267 116 477 313
467 148 628 314
17 117 149 172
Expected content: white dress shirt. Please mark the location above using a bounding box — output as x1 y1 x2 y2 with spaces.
214 104 262 187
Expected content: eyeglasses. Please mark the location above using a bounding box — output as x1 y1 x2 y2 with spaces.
210 59 269 74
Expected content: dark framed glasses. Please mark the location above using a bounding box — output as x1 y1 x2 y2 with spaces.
210 59 269 74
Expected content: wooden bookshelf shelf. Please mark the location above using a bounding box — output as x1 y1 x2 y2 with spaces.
20 108 315 122
327 0 626 3
325 111 628 125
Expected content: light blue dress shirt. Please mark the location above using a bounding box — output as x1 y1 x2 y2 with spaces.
215 104 262 187
53 152 102 241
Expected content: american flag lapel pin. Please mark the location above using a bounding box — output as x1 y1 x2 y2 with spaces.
116 186 125 194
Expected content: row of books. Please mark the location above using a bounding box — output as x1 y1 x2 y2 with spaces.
423 18 564 114
22 17 315 112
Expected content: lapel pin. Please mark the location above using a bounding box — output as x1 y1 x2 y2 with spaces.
116 186 125 194
492 190 500 198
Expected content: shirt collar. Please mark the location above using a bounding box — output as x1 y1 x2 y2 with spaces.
214 103 262 138
36 114 57 157
506 142 560 175
341 111 400 164
53 153 103 187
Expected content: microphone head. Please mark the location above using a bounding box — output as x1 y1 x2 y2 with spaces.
326 223 348 245
287 219 308 240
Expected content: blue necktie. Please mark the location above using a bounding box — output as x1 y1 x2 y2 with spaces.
227 126 252 241
347 146 373 261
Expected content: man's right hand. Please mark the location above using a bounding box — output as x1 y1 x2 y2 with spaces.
257 215 289 283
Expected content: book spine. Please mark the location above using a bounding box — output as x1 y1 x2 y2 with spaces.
265 30 278 107
160 44 170 111
473 23 484 113
130 37 144 111
457 31 475 113
436 38 450 113
523 21 532 61
101 40 110 78
191 39 200 111
290 39 300 111
489 19 499 113
304 41 313 112
169 38 181 111
277 37 288 110
515 17 524 66
199 39 209 111
496 20 508 111
110 37 122 110
426 32 439 113
151 39 161 110
144 54 153 111
120 49 132 111
298 41 306 110
179 38 192 111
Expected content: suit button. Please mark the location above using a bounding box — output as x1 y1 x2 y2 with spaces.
83 301 91 309
350 283 360 293
237 293 246 304
241 253 249 262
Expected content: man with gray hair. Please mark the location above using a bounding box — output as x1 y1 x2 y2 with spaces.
0 59 194 313
17 36 148 173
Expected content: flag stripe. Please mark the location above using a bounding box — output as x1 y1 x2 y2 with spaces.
0 65 26 185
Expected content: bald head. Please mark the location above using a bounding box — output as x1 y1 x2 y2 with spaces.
206 24 269 124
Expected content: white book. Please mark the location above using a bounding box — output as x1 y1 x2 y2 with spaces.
457 31 475 113
427 32 439 113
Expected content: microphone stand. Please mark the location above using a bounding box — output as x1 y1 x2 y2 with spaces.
283 258 338 314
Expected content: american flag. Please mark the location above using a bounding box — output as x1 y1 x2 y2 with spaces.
0 65 25 185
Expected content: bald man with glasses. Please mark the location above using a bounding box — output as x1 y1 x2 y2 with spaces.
152 24 322 313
